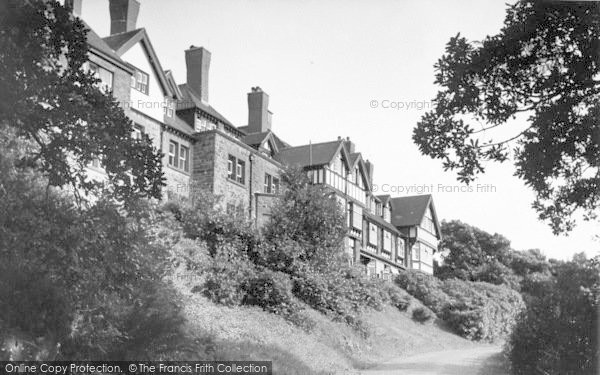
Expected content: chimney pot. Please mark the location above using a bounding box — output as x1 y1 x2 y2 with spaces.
109 0 140 35
185 46 211 103
248 88 271 133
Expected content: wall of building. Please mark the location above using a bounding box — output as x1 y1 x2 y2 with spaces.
121 42 167 122
192 130 280 218
163 130 193 199
87 53 131 107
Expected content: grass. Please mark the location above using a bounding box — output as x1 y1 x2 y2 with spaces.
175 276 473 374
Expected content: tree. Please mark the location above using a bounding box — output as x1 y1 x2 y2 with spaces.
508 254 599 375
414 1 600 234
0 0 164 204
436 220 519 288
262 168 347 270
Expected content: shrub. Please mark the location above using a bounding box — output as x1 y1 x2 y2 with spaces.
396 270 523 341
440 279 524 341
395 271 451 313
383 283 411 311
199 246 256 306
412 307 434 323
244 269 297 316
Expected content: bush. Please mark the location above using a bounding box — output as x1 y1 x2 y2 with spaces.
199 247 257 306
291 265 387 328
383 283 411 311
412 307 434 323
244 269 297 316
396 270 524 341
395 271 451 313
440 279 524 341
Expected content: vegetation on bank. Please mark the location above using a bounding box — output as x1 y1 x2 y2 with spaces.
396 270 524 341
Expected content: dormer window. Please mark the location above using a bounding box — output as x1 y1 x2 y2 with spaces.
195 114 217 132
131 69 149 94
164 98 174 117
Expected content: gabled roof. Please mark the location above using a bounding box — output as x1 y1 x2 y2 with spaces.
390 195 441 233
102 28 172 97
276 140 342 168
242 131 279 154
84 22 133 73
242 131 270 146
348 152 361 168
177 84 235 127
102 29 141 53
238 126 290 149
377 194 391 206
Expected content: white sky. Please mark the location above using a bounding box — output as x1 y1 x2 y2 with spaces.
80 0 599 260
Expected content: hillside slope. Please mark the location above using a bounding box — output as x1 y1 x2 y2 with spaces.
181 290 473 374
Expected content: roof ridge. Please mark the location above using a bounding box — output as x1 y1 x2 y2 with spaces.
280 139 341 152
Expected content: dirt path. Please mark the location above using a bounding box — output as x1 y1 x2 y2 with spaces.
358 345 509 375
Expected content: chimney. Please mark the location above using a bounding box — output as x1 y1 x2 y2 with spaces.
185 46 211 103
65 0 82 16
344 137 355 154
109 0 140 35
247 87 271 133
365 160 374 185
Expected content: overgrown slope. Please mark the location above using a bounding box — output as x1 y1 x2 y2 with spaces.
175 280 472 374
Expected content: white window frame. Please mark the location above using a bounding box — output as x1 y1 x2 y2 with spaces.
168 140 179 168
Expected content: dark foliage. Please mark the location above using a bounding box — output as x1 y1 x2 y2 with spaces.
244 269 298 316
411 307 434 324
0 0 164 205
508 254 599 375
414 0 600 233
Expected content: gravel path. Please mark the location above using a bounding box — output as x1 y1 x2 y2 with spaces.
358 345 510 375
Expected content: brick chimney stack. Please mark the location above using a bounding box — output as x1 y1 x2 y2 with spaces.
247 87 272 133
185 46 211 103
365 160 374 185
65 0 82 16
109 0 140 35
345 136 355 153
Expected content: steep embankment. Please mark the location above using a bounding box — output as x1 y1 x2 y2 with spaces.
180 289 473 374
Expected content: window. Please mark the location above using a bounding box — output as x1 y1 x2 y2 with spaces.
179 145 190 173
227 155 236 179
168 140 190 173
397 239 405 261
412 243 420 261
227 155 245 185
168 141 179 168
348 203 363 230
195 114 217 132
383 206 391 222
236 160 245 184
164 98 174 117
383 231 392 253
264 174 272 193
131 69 149 94
89 156 102 169
88 62 113 92
368 223 378 246
264 174 280 194
421 207 436 234
132 124 144 140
